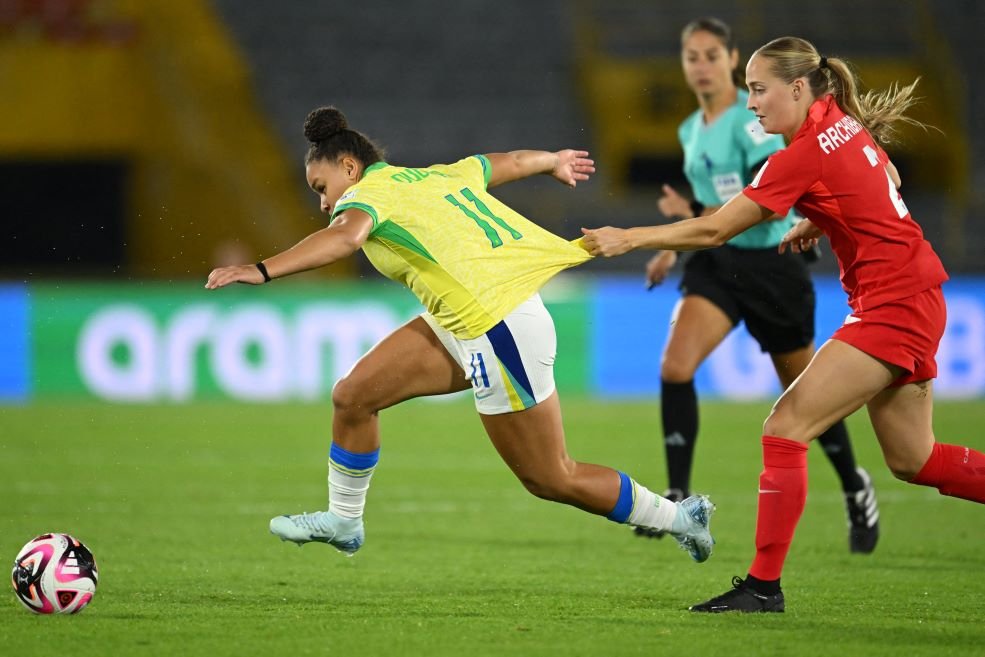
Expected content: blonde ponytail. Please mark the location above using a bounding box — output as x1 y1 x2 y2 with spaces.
753 37 930 145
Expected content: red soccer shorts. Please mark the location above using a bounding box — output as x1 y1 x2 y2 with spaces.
832 286 946 386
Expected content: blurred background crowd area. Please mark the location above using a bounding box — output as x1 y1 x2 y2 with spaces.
3 0 983 280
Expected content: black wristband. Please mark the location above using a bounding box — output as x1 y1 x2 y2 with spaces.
689 200 705 217
255 261 271 283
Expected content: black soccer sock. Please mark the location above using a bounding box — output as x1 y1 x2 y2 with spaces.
744 573 782 596
817 420 865 493
661 379 699 494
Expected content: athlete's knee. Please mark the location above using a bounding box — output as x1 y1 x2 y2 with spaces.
884 452 927 482
660 352 699 383
517 476 562 502
762 405 790 438
762 404 812 442
331 373 375 417
514 462 577 503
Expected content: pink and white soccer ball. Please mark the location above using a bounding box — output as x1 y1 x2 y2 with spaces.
11 533 98 614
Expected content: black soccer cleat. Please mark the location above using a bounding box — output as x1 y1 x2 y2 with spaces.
632 488 688 539
846 467 880 554
689 576 785 613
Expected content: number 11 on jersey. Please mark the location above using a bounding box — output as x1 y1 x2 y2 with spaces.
445 187 523 248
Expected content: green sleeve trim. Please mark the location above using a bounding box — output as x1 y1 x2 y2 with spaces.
474 154 492 189
333 202 379 229
374 220 436 263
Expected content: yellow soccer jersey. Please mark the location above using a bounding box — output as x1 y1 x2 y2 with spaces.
331 155 592 339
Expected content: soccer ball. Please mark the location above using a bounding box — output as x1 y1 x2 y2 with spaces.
11 533 99 614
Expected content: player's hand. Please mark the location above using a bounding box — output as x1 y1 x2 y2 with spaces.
205 264 265 289
645 250 678 289
580 226 633 257
778 219 823 254
657 184 692 219
552 150 595 188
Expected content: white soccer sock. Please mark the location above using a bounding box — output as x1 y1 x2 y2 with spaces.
327 445 379 519
328 466 374 518
626 482 678 532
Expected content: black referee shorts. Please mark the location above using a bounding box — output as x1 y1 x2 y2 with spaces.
679 244 816 354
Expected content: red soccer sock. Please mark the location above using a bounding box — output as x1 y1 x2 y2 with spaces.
911 443 985 503
748 435 809 582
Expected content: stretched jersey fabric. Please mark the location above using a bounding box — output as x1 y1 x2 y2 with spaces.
744 95 948 313
332 156 591 339
679 89 796 249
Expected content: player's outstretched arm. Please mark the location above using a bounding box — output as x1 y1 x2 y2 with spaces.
581 193 772 257
485 149 595 189
205 209 373 289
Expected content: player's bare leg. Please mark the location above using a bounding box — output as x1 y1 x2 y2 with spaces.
867 380 936 480
870 380 985 503
764 339 895 442
659 294 733 497
330 316 470 453
480 392 715 562
633 294 732 540
872 380 985 502
771 344 879 553
270 316 470 552
693 340 895 612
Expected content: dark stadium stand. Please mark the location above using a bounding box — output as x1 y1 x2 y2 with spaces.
210 0 982 272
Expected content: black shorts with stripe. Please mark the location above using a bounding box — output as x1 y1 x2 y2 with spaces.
679 244 816 354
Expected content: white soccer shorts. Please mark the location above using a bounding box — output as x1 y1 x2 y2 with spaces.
422 294 557 415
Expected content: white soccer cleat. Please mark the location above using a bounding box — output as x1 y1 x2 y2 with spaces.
671 495 716 563
269 511 364 555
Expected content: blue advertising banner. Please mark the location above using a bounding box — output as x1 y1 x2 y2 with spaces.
4 276 985 403
591 276 985 400
0 284 29 402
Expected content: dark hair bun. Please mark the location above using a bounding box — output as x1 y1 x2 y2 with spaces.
303 106 348 142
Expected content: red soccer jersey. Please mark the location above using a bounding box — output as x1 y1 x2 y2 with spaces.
743 95 948 312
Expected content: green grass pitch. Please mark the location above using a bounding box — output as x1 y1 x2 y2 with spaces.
2 398 984 656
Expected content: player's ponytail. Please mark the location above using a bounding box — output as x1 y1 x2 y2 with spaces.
753 37 930 145
303 106 385 166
